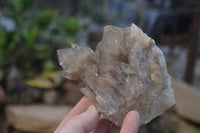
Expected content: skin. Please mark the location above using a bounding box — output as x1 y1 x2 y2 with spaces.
55 96 140 133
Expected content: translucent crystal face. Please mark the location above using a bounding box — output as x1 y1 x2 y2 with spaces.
57 23 176 126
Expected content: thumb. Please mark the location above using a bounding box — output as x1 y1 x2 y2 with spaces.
120 111 140 133
59 105 100 133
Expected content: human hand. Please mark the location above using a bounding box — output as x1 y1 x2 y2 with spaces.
55 96 140 133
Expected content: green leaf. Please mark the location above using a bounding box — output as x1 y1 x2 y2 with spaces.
38 11 57 28
63 17 80 36
21 26 38 45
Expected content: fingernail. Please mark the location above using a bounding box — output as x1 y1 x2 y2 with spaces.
87 105 97 113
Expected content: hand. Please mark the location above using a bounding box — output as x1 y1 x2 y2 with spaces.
55 96 140 133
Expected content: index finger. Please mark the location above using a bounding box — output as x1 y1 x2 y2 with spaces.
55 96 92 133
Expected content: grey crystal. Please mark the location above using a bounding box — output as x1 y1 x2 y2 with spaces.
57 23 176 126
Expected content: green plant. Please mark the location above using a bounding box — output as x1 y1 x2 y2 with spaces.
0 0 84 80
63 17 80 36
38 10 58 28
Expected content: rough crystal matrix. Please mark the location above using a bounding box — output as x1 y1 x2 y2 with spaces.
57 23 176 126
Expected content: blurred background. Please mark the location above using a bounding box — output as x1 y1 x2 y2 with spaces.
0 0 200 132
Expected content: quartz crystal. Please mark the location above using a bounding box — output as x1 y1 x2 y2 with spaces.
57 23 176 126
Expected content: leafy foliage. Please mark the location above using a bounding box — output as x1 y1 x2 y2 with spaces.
0 0 83 80
38 10 57 28
63 17 80 36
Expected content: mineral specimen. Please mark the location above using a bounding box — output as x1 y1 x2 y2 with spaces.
57 23 176 126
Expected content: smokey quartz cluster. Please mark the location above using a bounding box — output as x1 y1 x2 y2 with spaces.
57 23 176 126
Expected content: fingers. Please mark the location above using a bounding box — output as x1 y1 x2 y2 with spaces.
120 111 140 133
55 96 140 133
92 111 140 133
55 96 92 133
109 124 120 133
92 118 111 133
59 105 100 133
92 117 120 133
